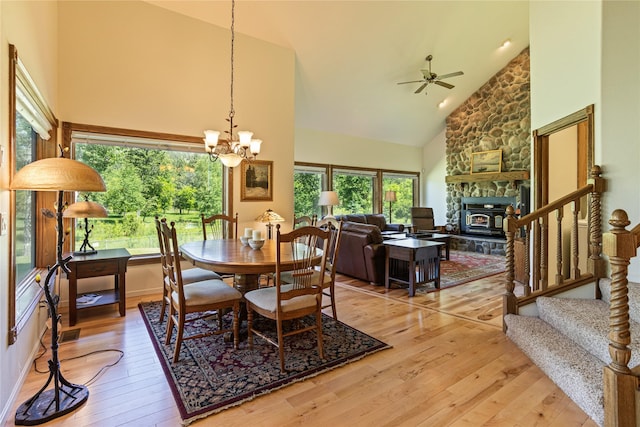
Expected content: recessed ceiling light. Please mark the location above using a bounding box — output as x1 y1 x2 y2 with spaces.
500 39 511 49
438 100 447 108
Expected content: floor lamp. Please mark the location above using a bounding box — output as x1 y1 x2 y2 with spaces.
11 152 106 425
384 190 397 223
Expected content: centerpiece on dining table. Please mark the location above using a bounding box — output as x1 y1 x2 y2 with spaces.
241 227 264 249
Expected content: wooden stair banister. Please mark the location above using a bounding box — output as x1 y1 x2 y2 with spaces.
503 165 605 325
602 209 640 427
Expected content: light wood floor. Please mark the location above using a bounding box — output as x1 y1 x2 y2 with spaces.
5 274 598 427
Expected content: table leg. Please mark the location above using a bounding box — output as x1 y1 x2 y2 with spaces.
408 259 416 297
233 273 260 322
117 272 126 317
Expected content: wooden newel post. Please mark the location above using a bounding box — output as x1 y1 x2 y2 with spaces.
602 209 638 427
503 204 518 329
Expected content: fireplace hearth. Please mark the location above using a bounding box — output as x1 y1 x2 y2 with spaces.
460 196 516 238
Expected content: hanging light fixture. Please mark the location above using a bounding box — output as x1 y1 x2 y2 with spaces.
203 0 262 168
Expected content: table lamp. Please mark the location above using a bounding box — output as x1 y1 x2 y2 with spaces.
10 149 106 425
318 190 339 217
384 190 397 223
255 209 285 240
63 199 108 255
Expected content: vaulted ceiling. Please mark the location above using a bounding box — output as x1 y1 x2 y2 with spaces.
146 1 530 147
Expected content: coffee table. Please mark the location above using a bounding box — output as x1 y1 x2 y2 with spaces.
383 239 444 297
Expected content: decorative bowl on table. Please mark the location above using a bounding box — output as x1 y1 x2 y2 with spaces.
249 239 265 250
240 236 250 246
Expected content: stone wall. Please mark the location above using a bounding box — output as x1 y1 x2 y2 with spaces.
445 47 531 228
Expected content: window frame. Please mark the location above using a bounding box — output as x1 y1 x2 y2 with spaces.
62 122 232 264
294 161 420 218
8 44 58 345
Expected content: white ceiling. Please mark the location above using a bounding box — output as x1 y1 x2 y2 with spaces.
146 1 530 148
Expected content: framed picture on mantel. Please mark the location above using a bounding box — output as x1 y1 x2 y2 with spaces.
471 149 502 174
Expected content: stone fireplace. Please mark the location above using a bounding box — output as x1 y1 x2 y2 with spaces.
443 48 531 254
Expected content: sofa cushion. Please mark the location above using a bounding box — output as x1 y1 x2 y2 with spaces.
365 214 387 230
341 222 383 244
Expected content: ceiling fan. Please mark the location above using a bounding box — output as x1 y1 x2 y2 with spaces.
397 54 464 95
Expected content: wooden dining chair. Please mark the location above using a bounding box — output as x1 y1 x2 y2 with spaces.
160 218 242 363
314 217 343 319
201 212 238 280
155 216 222 323
201 212 238 240
280 217 343 318
244 224 330 372
293 214 317 229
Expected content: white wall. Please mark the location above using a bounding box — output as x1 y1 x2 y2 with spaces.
295 127 422 172
58 0 296 235
530 0 640 280
422 128 447 226
0 1 59 422
599 0 640 280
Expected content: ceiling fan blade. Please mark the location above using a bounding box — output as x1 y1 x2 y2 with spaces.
436 71 464 80
414 83 428 94
397 80 425 85
434 81 454 89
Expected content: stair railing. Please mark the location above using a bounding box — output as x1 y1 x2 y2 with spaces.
602 209 640 427
503 165 606 322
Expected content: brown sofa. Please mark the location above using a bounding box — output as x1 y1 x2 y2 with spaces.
334 221 386 285
334 213 405 233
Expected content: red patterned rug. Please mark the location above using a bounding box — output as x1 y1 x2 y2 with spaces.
439 250 506 289
139 301 390 425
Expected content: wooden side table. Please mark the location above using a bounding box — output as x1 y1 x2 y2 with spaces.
384 239 443 297
65 248 131 326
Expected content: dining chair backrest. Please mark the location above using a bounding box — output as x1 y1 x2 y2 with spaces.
315 217 343 280
159 218 185 306
155 216 169 274
293 214 317 229
202 212 238 240
275 224 329 304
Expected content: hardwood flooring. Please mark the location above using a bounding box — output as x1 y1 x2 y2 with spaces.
4 274 597 427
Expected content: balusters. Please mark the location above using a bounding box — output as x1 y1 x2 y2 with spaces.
555 208 564 285
524 224 531 295
571 199 581 279
539 216 548 291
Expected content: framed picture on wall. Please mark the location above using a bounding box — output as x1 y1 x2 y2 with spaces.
241 160 273 201
471 149 502 174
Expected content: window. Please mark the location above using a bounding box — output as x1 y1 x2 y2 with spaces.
333 169 375 215
70 129 225 256
382 173 418 224
14 113 37 285
293 165 325 219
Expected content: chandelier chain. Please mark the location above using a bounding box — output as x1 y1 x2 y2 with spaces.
228 0 235 121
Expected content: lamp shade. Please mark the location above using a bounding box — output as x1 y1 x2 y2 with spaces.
255 209 285 223
318 191 339 206
10 157 106 192
63 201 108 219
384 190 397 203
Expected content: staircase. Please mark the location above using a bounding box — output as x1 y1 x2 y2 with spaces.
502 167 640 426
505 278 640 426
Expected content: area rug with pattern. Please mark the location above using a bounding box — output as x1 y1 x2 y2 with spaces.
386 250 506 294
139 301 390 425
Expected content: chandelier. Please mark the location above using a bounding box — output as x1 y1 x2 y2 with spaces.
203 0 262 168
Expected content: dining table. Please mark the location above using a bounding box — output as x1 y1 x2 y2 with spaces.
179 238 321 295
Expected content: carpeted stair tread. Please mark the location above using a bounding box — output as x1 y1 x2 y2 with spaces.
599 278 640 324
504 313 604 426
537 296 640 367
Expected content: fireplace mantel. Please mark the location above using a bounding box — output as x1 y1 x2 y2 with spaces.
445 170 529 184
